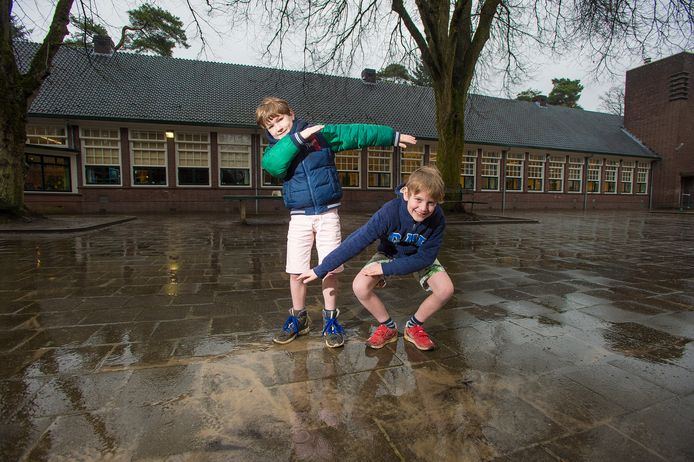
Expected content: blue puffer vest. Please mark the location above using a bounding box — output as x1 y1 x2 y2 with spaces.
267 119 342 215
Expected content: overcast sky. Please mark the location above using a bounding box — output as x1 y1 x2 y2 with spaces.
17 0 677 112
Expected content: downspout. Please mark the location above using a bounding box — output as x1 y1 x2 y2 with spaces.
648 161 654 210
583 155 591 211
501 150 507 214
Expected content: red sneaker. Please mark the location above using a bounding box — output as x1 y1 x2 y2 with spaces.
404 325 435 350
367 324 398 349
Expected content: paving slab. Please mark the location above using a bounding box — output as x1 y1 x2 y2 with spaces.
0 210 693 461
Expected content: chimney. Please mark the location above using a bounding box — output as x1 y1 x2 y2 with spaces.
361 68 377 84
532 95 548 107
93 34 114 55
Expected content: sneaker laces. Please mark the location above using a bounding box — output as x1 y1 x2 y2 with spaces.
408 324 430 340
372 324 392 340
282 315 301 334
322 317 344 336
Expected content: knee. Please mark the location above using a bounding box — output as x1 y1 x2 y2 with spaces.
434 282 454 302
352 278 371 299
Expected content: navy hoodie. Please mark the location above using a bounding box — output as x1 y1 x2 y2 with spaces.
313 187 446 279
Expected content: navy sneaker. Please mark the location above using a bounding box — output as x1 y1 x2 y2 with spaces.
273 310 310 344
322 309 345 348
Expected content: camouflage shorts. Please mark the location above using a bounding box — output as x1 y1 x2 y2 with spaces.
363 252 446 292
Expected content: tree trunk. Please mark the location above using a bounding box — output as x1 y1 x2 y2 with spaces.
0 46 28 215
432 79 468 204
0 105 27 215
0 0 73 215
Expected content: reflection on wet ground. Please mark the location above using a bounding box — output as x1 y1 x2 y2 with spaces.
1 210 693 461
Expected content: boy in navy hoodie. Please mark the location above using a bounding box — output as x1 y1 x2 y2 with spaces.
256 97 417 348
298 166 454 350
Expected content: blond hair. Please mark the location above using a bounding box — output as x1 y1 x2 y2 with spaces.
405 165 445 202
255 97 292 128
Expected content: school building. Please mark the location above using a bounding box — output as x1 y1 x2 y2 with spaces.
17 40 693 214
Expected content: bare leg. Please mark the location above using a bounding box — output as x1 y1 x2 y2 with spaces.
413 271 454 322
290 274 307 311
322 273 338 311
352 272 390 322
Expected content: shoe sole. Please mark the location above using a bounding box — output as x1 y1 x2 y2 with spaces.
366 335 398 349
404 332 435 351
273 326 310 345
325 339 345 348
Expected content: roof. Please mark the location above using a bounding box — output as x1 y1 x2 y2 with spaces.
17 42 656 159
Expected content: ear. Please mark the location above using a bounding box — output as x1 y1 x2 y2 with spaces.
401 186 409 199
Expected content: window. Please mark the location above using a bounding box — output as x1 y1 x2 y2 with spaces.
480 151 500 191
505 153 524 191
636 162 649 194
219 133 251 187
26 125 67 146
548 155 565 192
81 127 121 185
621 160 635 194
260 138 282 188
336 149 361 188
24 154 72 192
427 144 437 166
130 130 167 186
527 154 545 192
401 145 424 183
587 159 602 193
603 160 618 193
176 132 210 186
367 146 392 189
568 157 583 193
460 149 476 190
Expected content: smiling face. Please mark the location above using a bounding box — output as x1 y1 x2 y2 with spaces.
402 187 438 222
265 112 295 140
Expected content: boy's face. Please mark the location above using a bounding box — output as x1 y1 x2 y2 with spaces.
402 187 438 222
264 112 295 140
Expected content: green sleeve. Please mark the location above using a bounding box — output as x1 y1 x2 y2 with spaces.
260 136 300 179
319 124 396 152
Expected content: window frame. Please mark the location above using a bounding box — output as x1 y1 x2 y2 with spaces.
80 126 122 186
175 131 211 187
129 129 168 187
567 156 584 193
527 153 545 192
603 160 618 194
586 158 603 194
547 155 565 192
505 152 524 192
480 150 500 191
367 146 393 190
621 160 635 194
26 124 68 147
400 144 424 184
218 133 252 188
460 148 477 190
636 161 650 194
336 148 362 188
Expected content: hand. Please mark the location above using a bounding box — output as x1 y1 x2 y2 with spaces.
297 269 318 284
299 125 324 140
399 134 417 149
360 263 383 277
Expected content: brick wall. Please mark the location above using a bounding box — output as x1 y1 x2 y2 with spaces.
625 52 694 208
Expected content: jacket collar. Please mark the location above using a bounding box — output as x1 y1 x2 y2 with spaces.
265 118 309 147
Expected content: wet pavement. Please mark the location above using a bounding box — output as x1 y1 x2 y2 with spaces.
1 210 693 461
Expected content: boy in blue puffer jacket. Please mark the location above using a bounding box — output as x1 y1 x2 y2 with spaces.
256 96 416 348
298 166 454 351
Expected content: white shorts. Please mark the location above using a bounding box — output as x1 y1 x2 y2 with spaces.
286 209 344 274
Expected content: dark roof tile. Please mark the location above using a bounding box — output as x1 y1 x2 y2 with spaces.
17 42 655 158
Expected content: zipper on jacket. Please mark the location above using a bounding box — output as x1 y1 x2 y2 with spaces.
303 161 318 209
